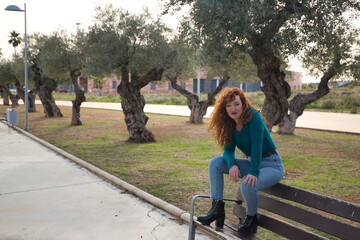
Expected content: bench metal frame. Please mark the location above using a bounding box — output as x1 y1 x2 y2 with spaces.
188 195 241 240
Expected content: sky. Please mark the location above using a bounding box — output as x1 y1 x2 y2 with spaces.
1 1 359 84
0 0 178 58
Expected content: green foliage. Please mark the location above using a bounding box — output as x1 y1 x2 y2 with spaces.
0 55 33 87
0 60 16 85
175 3 259 83
92 77 105 89
166 0 360 119
168 0 360 68
202 49 258 84
163 35 197 81
32 31 83 82
350 106 358 114
144 93 188 105
81 5 173 80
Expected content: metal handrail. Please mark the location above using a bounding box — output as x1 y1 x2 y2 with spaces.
188 195 242 240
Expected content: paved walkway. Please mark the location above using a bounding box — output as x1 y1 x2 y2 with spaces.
0 122 211 240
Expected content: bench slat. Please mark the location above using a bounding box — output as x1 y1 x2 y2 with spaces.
255 194 360 240
234 204 327 240
261 183 360 222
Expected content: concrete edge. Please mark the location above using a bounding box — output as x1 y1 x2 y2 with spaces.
0 120 192 225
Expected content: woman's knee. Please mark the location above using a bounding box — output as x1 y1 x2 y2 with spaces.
209 156 225 169
240 180 257 195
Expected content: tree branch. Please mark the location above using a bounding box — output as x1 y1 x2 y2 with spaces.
133 68 164 90
289 53 342 116
170 77 198 101
70 69 82 91
132 51 177 90
207 76 229 102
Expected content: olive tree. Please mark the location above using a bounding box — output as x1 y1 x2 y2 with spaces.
165 0 360 133
82 5 175 143
28 34 63 118
36 31 86 124
278 21 359 133
166 32 257 124
0 56 36 111
0 60 18 107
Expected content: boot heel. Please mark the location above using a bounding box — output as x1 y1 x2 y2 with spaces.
253 225 257 233
215 215 225 228
197 200 225 227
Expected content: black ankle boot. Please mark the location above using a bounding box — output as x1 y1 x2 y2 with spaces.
238 214 258 236
197 199 225 228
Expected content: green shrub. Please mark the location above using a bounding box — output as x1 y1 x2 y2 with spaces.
342 96 360 107
350 106 358 114
322 100 337 109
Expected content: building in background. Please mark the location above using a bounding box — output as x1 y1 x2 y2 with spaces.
140 70 302 95
87 75 120 95
77 71 302 95
285 71 302 90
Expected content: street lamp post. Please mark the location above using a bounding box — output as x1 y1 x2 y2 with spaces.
5 3 28 131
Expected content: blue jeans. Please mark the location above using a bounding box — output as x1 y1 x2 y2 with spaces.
209 151 284 216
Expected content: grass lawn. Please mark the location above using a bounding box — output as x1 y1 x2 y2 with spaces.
1 104 359 239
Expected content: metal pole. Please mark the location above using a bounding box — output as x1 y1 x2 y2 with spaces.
188 195 242 240
24 3 28 131
189 195 210 240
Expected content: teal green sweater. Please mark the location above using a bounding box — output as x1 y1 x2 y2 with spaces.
222 109 276 178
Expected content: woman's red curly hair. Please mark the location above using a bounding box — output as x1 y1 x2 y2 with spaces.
208 87 265 149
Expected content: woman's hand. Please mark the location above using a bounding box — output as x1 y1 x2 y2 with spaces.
229 165 240 183
243 174 258 188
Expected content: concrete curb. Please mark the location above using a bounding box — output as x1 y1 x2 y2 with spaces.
1 121 192 225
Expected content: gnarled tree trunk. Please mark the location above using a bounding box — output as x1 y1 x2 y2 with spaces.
70 70 85 126
188 99 208 124
170 76 229 124
15 82 24 105
32 65 62 117
9 92 18 108
1 84 20 108
28 90 36 112
15 80 36 113
117 67 164 143
249 37 291 131
277 56 342 134
0 84 12 106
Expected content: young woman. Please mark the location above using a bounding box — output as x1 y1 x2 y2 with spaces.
197 87 284 236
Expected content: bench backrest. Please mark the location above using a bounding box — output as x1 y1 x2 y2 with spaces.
233 183 360 240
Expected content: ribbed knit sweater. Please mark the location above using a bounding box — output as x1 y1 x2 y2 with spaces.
222 109 276 177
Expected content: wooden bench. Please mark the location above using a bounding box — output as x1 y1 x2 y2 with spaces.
189 183 360 239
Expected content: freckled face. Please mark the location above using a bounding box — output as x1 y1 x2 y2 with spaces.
226 95 243 123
